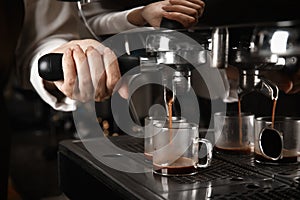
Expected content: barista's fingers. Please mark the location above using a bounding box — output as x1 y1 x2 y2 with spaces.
168 0 205 16
163 5 198 19
73 45 93 102
102 47 121 96
162 11 197 28
116 76 130 100
54 48 77 99
162 6 198 28
118 84 129 99
86 46 107 102
186 0 206 8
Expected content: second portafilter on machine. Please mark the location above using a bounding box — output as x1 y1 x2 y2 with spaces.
211 23 300 161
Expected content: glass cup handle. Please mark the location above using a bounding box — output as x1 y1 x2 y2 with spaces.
195 138 213 168
258 127 283 160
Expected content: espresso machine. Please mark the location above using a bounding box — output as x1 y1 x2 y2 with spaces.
47 1 300 199
202 0 300 99
209 24 300 101
38 0 300 133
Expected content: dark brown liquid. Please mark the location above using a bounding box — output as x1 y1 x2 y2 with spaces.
271 99 277 129
153 92 198 175
166 89 174 142
238 98 278 135
253 99 297 165
153 157 197 175
237 97 278 155
166 89 174 129
238 99 243 145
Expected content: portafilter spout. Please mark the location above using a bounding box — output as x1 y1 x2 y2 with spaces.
238 69 279 101
145 30 208 117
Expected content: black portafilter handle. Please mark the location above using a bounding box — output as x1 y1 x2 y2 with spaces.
38 53 140 81
160 18 184 30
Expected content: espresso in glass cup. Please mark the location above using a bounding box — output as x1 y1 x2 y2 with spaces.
214 112 255 155
152 121 212 176
254 116 300 165
144 116 186 160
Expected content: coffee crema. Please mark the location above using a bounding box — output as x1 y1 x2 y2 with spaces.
153 157 197 175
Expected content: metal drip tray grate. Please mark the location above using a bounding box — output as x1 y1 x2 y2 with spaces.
79 136 300 185
215 152 300 185
60 136 300 200
169 158 259 184
108 135 144 153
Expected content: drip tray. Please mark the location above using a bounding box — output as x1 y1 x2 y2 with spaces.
216 152 300 185
58 135 300 200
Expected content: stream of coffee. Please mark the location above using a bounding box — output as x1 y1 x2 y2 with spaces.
238 99 242 145
271 99 277 129
238 98 277 144
166 89 174 142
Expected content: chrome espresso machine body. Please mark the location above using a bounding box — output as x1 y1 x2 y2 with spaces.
201 0 300 101
39 0 300 109
38 0 300 128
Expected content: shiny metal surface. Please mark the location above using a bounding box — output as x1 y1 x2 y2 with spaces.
238 70 279 100
145 31 207 65
211 28 229 69
58 136 300 200
251 25 300 57
215 24 299 99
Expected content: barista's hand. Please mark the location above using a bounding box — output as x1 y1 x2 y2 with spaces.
44 39 123 102
127 0 205 28
162 0 205 28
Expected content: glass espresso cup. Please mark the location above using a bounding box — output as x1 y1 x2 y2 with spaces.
254 116 300 165
144 116 186 160
214 112 255 155
152 121 213 176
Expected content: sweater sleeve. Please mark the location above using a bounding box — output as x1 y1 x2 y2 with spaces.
30 38 77 112
82 3 144 35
